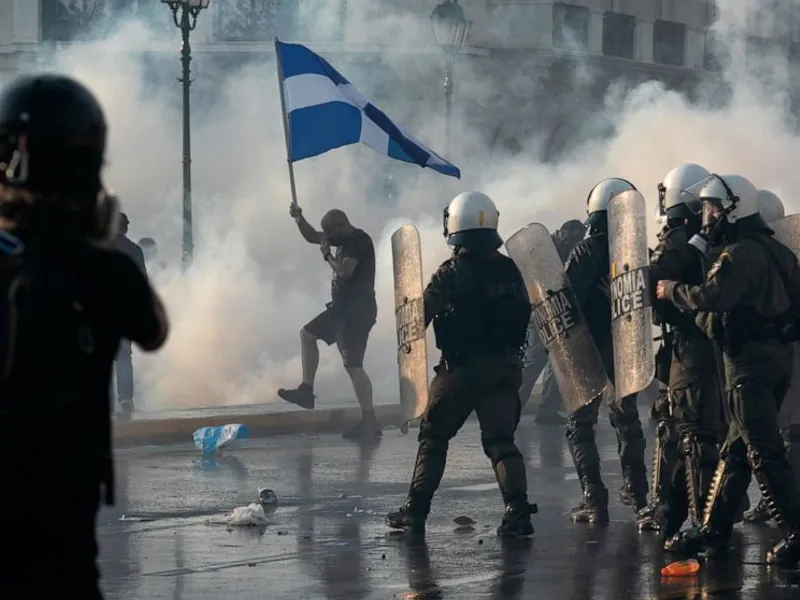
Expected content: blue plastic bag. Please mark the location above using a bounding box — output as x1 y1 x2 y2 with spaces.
193 424 249 453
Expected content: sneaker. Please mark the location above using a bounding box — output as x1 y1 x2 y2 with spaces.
277 384 315 410
343 416 382 441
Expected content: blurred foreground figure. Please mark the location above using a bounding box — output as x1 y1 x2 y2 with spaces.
386 192 535 537
113 211 146 414
518 218 585 425
656 174 800 566
279 204 380 440
0 74 169 596
563 178 648 523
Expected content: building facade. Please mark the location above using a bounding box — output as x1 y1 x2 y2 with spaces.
0 1 797 160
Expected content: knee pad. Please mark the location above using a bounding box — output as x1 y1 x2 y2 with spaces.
482 436 520 466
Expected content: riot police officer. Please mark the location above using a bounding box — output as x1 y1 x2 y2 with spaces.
656 174 800 565
0 74 170 595
386 192 535 537
564 178 649 523
744 189 800 524
637 164 723 544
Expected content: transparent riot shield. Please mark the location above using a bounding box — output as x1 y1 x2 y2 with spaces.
608 190 656 400
506 223 608 414
391 224 429 434
769 214 800 257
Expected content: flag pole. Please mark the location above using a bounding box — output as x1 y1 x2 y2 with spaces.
274 37 300 209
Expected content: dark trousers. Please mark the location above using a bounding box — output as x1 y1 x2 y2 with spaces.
1 449 103 597
662 375 722 527
708 342 800 533
114 339 133 403
566 340 647 502
519 324 563 415
407 354 529 512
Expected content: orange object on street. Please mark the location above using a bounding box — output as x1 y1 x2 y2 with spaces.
661 559 700 577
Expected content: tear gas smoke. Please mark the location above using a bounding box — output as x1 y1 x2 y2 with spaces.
26 1 800 408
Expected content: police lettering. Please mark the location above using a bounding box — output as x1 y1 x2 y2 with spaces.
532 289 578 345
396 297 425 349
611 266 650 321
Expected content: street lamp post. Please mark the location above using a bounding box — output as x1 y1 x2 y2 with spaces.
430 0 471 155
162 0 211 269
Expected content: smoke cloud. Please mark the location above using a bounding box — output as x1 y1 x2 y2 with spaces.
25 1 800 408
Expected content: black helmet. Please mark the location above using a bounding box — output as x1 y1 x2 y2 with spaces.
0 74 106 197
0 74 117 241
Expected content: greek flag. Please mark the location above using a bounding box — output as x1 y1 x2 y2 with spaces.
275 39 460 179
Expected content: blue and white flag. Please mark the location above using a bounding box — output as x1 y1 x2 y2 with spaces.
275 39 460 179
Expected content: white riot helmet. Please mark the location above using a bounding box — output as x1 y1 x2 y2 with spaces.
757 189 785 224
658 163 711 220
443 191 502 250
585 177 637 229
685 174 762 255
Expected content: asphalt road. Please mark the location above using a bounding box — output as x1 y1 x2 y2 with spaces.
99 414 800 599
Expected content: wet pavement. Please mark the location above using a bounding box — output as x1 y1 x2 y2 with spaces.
100 415 800 599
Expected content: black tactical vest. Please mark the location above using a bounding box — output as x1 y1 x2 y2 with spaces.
433 252 531 364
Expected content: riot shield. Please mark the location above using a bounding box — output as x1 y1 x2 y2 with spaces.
391 224 429 434
506 223 608 414
769 214 800 257
608 190 656 400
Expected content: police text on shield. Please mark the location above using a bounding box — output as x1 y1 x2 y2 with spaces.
611 266 650 321
532 289 579 345
396 297 425 348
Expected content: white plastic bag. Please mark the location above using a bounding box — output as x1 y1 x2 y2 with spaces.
226 503 269 526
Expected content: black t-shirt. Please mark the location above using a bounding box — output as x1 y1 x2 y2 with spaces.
0 240 166 506
331 228 376 314
1 242 165 416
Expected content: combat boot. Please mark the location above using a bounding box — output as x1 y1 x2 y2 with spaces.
751 462 800 566
386 498 428 536
619 463 649 512
497 502 538 537
743 496 771 524
664 456 749 556
571 484 609 524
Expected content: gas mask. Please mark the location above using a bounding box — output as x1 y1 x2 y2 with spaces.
685 175 738 257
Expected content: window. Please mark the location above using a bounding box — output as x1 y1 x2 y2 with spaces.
553 3 589 51
602 12 635 59
653 19 686 67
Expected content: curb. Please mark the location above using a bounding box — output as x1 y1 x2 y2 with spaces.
113 404 403 448
113 389 546 448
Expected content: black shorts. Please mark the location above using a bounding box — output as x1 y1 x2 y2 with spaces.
304 307 375 368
